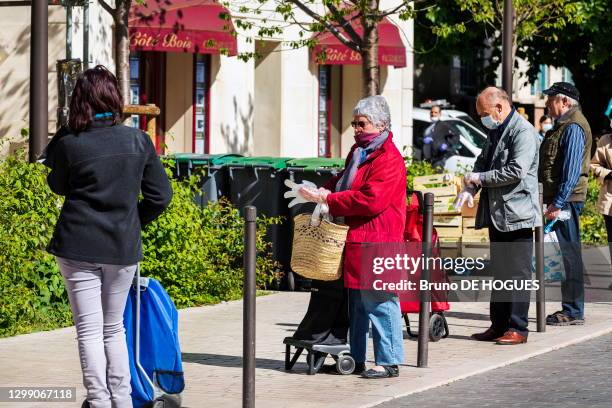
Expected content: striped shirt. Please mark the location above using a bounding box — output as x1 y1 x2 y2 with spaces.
552 123 585 208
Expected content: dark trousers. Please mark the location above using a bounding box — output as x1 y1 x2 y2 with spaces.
604 214 612 262
489 226 534 337
292 278 349 345
553 202 585 318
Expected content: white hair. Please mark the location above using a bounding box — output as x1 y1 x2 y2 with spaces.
353 95 391 129
554 94 580 107
565 96 580 107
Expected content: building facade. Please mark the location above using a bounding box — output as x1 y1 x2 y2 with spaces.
0 1 415 160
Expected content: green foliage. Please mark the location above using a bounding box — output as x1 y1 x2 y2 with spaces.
0 153 278 337
222 1 416 58
520 0 612 132
404 156 442 191
0 151 72 337
141 162 279 307
416 0 593 88
580 176 607 245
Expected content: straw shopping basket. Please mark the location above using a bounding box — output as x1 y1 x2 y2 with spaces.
290 212 349 281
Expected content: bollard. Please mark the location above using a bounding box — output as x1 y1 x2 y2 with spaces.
243 206 257 408
536 184 546 332
417 193 434 368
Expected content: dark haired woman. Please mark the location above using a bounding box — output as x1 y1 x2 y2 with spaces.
42 65 172 408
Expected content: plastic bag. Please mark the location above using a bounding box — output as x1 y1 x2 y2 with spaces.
542 231 566 282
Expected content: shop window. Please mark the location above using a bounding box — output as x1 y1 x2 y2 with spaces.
193 54 211 154
128 52 166 153
317 65 342 158
562 67 574 84
129 53 141 128
318 66 331 157
532 64 548 95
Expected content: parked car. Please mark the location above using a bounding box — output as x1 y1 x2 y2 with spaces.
412 107 487 173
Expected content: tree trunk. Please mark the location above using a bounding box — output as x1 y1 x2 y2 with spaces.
361 21 379 97
114 0 131 105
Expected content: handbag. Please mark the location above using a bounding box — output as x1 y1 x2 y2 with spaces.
290 205 349 281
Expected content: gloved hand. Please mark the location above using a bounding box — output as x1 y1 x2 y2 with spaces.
453 189 475 211
300 186 331 204
463 172 482 187
423 136 433 145
310 203 331 227
284 179 318 207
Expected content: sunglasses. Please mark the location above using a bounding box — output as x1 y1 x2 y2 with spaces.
351 120 371 128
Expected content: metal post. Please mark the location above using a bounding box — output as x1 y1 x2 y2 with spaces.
417 193 434 368
66 5 72 59
29 0 49 163
536 184 546 332
83 2 89 69
502 0 514 100
56 59 82 129
243 206 257 408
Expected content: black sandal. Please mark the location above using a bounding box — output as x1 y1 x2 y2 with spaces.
546 311 584 326
361 365 399 379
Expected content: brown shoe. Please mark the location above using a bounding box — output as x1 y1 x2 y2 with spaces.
471 327 503 342
495 330 527 345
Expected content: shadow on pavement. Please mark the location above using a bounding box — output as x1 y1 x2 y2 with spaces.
182 352 288 372
445 311 490 321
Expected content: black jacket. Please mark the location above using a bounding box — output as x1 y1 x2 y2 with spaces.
43 119 173 265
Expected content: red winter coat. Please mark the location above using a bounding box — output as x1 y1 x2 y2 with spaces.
324 133 407 289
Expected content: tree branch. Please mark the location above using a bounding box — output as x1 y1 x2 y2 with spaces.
380 1 411 18
287 0 361 51
327 1 363 45
98 0 115 16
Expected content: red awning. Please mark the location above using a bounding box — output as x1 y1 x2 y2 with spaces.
312 17 406 68
129 0 237 55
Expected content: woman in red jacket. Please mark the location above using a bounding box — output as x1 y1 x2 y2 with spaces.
301 95 406 379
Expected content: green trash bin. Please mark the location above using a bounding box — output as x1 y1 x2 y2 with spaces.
225 156 293 273
170 153 242 206
284 157 346 290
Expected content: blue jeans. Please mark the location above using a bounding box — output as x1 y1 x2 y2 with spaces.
348 289 404 366
552 202 585 318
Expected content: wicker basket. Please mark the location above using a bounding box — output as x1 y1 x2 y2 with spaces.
290 213 349 281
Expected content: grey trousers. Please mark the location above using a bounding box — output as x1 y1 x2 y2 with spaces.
57 257 137 408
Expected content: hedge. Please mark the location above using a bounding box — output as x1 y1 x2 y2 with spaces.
0 152 278 337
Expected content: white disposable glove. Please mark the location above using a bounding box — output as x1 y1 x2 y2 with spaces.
463 172 482 187
284 179 318 207
310 203 331 226
453 189 475 211
300 186 331 204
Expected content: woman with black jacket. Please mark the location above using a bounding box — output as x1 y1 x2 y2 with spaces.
43 65 172 408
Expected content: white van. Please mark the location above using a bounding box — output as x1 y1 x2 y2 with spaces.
412 107 487 173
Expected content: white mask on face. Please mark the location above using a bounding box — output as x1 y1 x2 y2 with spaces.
481 115 500 130
542 123 554 133
431 116 440 122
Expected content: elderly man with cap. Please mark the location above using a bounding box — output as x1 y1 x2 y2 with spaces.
539 81 592 326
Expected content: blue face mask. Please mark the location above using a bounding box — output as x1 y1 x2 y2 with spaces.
542 123 553 133
481 115 500 130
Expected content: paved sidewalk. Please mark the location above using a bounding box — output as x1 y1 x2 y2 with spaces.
2 291 612 408
377 332 612 408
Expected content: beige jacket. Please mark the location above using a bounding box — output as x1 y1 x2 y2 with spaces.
589 133 612 215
